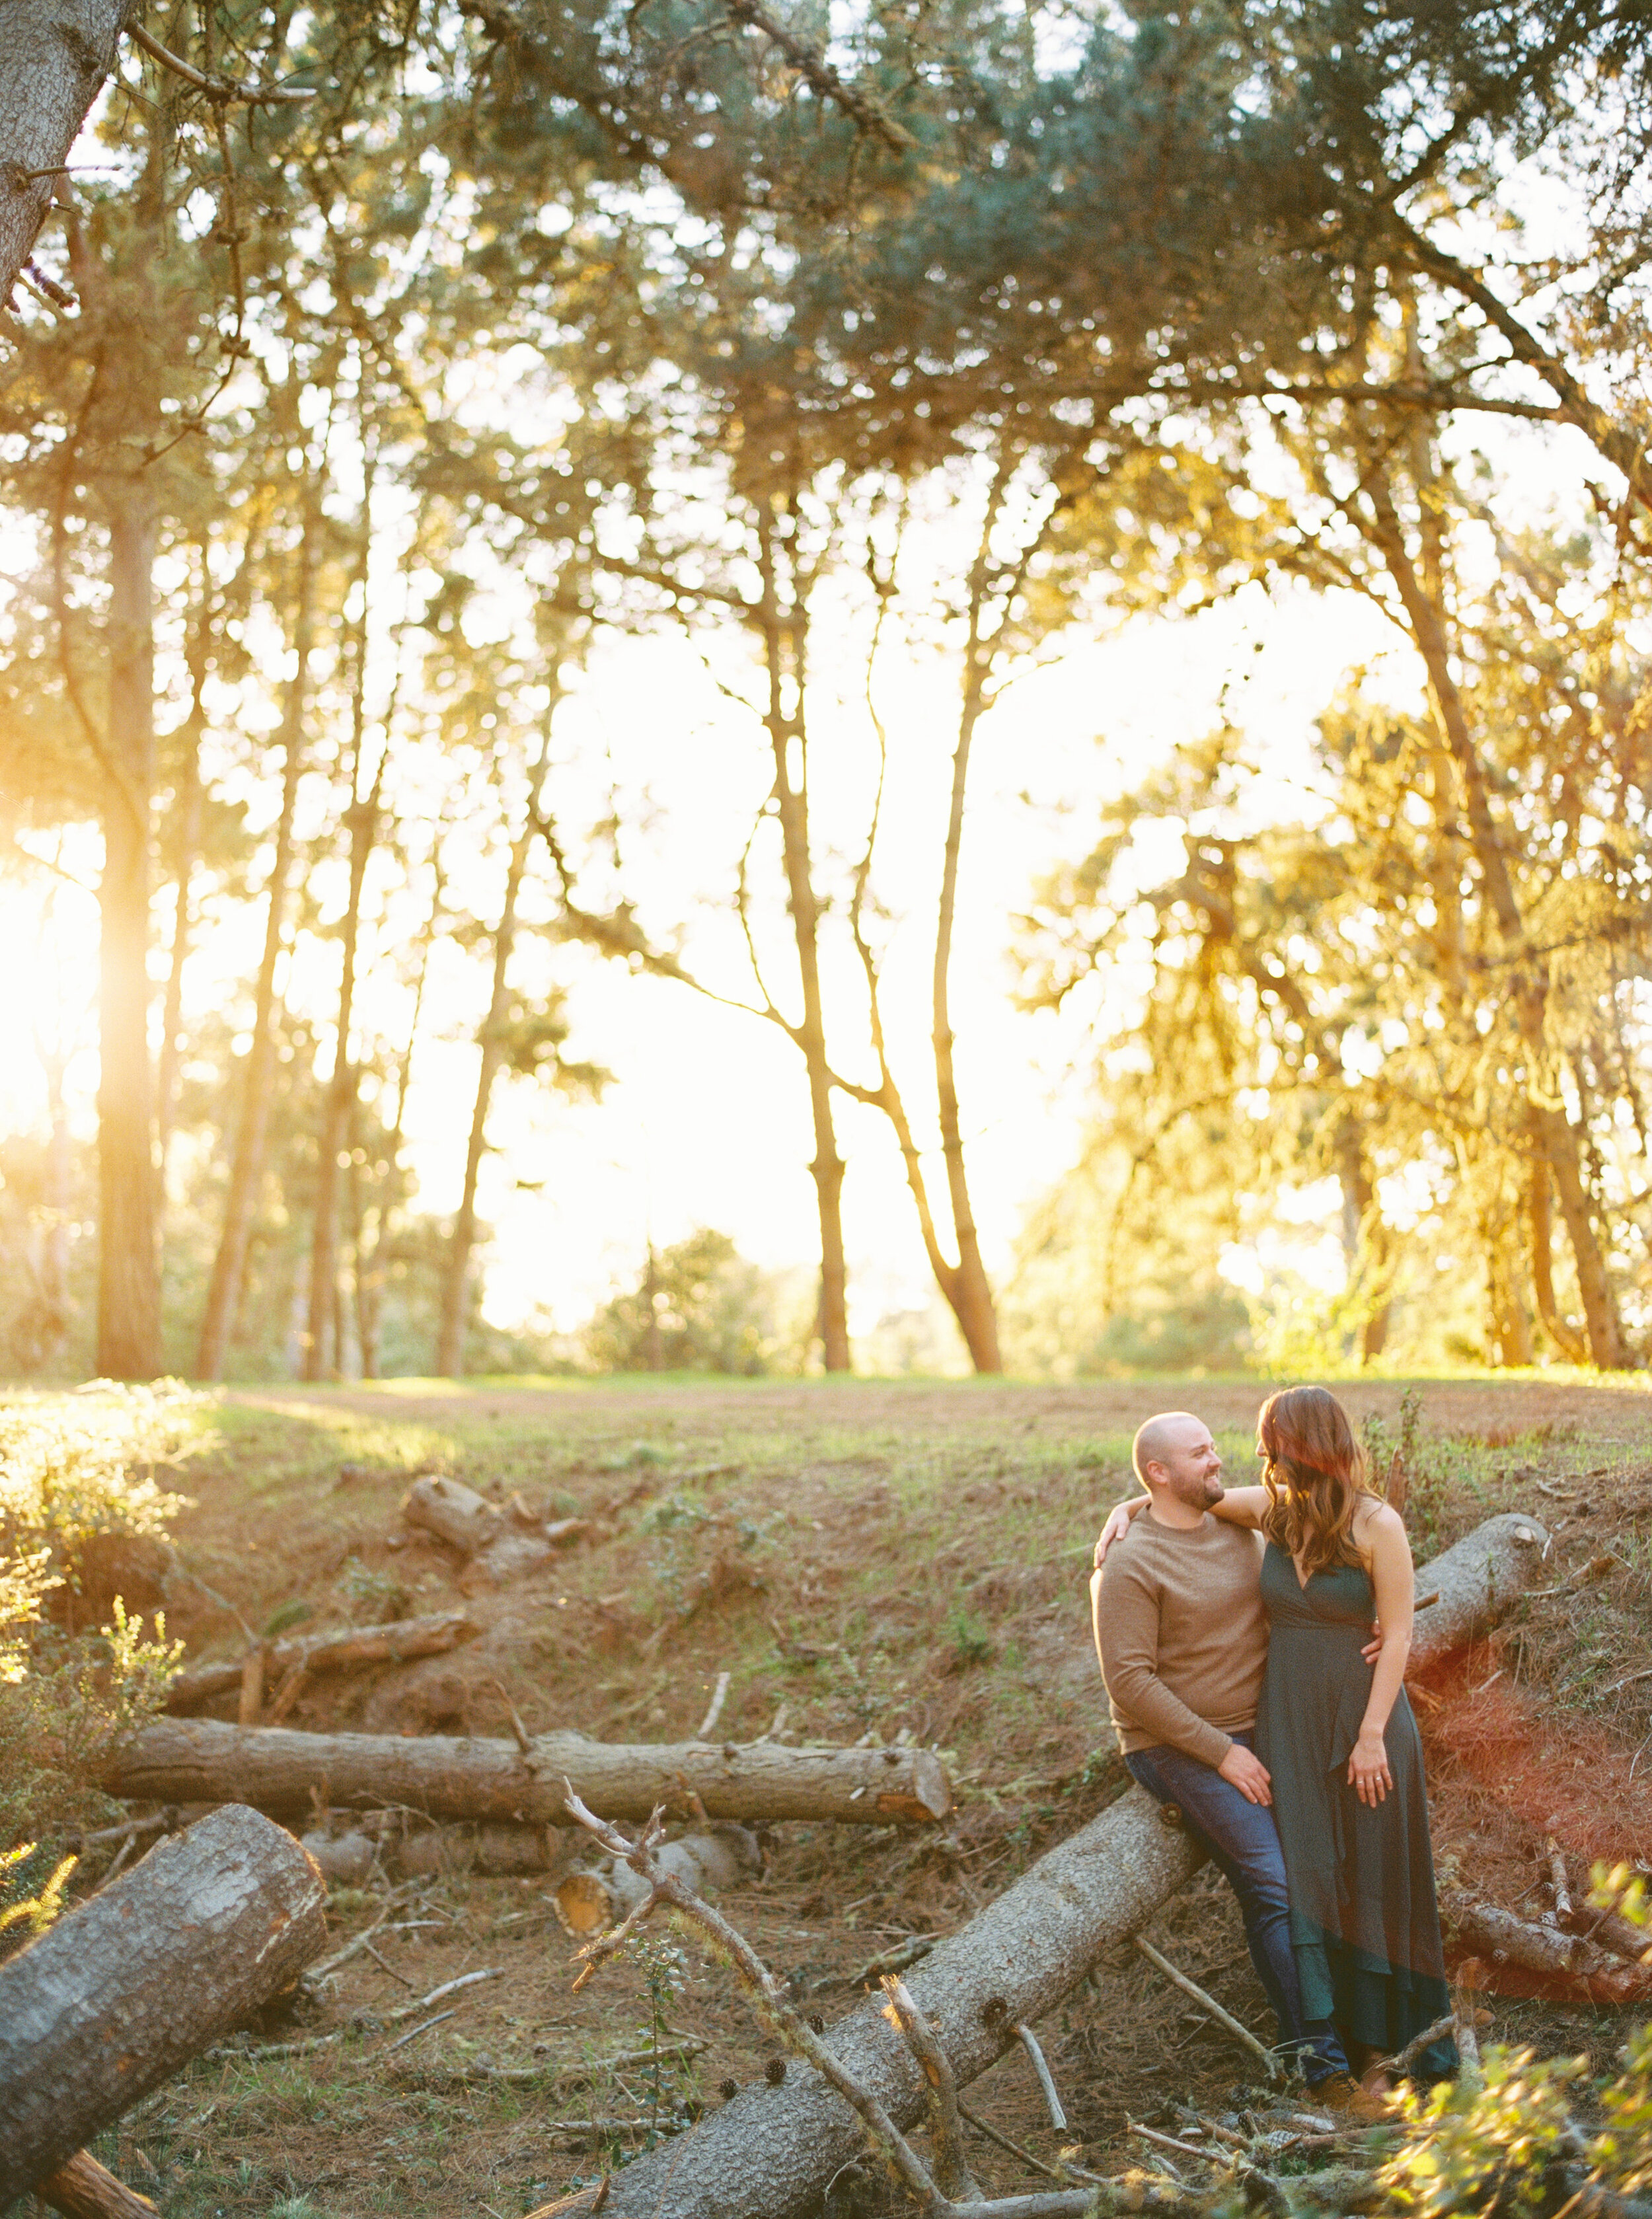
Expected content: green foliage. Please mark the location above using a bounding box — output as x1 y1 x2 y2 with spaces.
583 1232 806 1376
1380 2028 1652 2216
0 1392 190 1955
0 1381 198 1572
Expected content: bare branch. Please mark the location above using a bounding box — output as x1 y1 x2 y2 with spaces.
127 22 317 104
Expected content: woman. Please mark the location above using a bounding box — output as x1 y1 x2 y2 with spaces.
1097 1386 1454 2089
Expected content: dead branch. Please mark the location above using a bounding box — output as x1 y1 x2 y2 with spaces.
1132 1934 1282 2080
126 22 317 103
166 1610 480 1711
882 1976 980 2200
1012 2023 1069 2132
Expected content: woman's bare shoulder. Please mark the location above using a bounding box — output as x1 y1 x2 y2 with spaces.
1353 1495 1406 1546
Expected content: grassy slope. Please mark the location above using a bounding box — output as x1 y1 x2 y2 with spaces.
70 1374 1652 2219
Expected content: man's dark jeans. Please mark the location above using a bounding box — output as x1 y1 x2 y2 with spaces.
1125 1731 1348 2087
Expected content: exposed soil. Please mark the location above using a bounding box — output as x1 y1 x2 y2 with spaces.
76 1375 1652 2219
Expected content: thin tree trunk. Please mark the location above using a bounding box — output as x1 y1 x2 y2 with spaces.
755 507 850 1371
304 465 381 1380
1528 1141 1588 1362
94 488 162 1379
435 723 555 1376
932 646 1001 1373
303 770 382 1380
155 619 206 1209
358 851 443 1378
0 0 130 302
1365 470 1626 1367
196 506 317 1380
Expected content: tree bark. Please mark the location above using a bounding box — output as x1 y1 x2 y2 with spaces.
164 1608 480 1711
0 0 130 303
99 1720 954 1827
1528 1148 1588 1363
0 1803 326 2201
550 1513 1550 2219
196 502 317 1380
95 488 163 1379
436 723 554 1376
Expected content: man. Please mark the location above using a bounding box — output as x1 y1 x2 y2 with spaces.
1090 1410 1362 2103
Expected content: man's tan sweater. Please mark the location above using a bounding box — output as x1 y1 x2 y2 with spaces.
1092 1512 1268 1769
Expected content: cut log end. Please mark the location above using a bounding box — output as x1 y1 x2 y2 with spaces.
36 2152 157 2219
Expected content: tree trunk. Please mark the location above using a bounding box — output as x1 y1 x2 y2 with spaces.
357 848 443 1376
1333 1120 1392 1362
930 619 1001 1373
0 1805 326 2201
1528 1147 1589 1363
567 1514 1549 2219
436 726 554 1376
303 776 381 1379
0 0 130 302
196 506 317 1380
1366 472 1626 1369
100 1719 954 1828
94 489 162 1380
154 693 203 1208
755 509 850 1371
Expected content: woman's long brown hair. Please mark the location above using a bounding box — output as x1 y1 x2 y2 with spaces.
1257 1385 1379 1576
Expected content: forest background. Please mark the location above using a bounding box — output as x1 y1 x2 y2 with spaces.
7 0 1652 1388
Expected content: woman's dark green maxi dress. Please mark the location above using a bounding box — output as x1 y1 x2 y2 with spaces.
1254 1541 1456 2080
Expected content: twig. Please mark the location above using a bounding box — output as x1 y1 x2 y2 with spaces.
1386 2012 1458 2078
839 1935 936 1988
695 1671 731 1740
363 1940 418 1990
127 22 317 103
883 1976 979 2199
957 2101 1066 2183
1602 1664 1652 1696
390 2038 708 2087
1129 2123 1217 2163
1013 2023 1069 2132
382 2008 456 2056
1133 1934 1282 2080
491 1678 534 1755
387 1967 499 2021
721 0 910 150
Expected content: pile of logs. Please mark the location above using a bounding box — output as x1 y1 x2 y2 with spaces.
165 1608 481 1722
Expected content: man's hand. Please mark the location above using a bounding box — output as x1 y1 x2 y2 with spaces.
1093 1501 1135 1569
1217 1743 1273 1807
1362 1619 1382 1665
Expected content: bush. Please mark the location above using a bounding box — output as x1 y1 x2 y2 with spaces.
0 1385 194 1955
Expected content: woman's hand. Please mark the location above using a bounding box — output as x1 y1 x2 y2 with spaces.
1348 1727 1393 1807
1094 1501 1137 1568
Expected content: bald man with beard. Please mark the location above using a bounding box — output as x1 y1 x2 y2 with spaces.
1090 1411 1359 2104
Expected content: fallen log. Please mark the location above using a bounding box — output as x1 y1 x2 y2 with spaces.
402 1474 591 1584
0 1803 326 2202
1446 1891 1652 2005
569 1512 1551 2219
554 1825 761 1936
98 1720 954 1826
1404 1511 1548 1675
165 1609 481 1712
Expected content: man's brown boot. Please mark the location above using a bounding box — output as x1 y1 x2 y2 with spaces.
1311 2072 1393 2123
